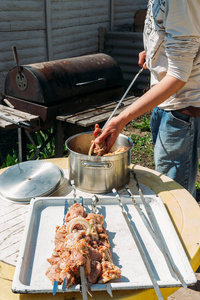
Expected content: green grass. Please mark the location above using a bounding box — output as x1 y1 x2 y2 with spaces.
130 115 155 167
132 115 151 132
130 132 155 167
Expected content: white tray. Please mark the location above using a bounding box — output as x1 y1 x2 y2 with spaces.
12 195 197 294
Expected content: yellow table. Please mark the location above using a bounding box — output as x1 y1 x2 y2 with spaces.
1 157 200 300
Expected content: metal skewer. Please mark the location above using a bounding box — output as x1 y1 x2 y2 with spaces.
80 265 88 300
125 184 176 278
106 283 113 297
53 200 69 294
88 68 143 156
62 278 67 293
91 195 113 298
79 196 89 299
61 199 69 292
80 266 88 300
125 184 160 245
102 68 143 130
112 188 164 300
52 280 58 295
132 171 187 288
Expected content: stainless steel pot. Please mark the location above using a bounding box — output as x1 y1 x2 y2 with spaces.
65 132 133 193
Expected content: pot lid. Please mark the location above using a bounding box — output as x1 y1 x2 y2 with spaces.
0 161 64 203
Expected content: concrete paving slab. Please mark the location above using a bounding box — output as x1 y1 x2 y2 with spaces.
168 267 200 299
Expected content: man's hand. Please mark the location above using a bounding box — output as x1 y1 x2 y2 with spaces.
138 50 147 69
94 116 123 153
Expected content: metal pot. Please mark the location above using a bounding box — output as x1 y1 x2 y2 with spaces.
65 132 133 193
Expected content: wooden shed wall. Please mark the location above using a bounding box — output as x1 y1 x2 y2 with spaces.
50 0 110 60
102 31 150 91
113 0 148 30
0 0 148 98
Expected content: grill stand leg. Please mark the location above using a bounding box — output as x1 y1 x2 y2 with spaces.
55 120 64 157
18 128 26 162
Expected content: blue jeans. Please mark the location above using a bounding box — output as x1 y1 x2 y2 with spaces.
150 107 200 198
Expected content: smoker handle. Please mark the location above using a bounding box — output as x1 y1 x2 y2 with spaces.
0 115 33 129
81 161 113 169
12 45 22 77
18 121 33 129
76 78 105 86
12 46 19 66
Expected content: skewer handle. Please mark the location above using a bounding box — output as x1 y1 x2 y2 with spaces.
70 180 77 203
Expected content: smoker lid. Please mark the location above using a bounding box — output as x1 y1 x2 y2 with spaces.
4 53 124 104
0 161 64 203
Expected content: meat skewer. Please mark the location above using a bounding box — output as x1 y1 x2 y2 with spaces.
46 194 121 295
52 181 80 295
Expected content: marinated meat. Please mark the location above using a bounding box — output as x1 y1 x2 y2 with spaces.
89 123 128 156
88 124 107 156
88 261 102 284
103 147 128 156
99 261 122 283
65 203 86 222
46 203 121 288
93 124 107 156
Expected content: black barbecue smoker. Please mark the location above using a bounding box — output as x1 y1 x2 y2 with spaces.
2 50 125 160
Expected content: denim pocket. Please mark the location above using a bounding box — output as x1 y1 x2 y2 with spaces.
170 110 190 125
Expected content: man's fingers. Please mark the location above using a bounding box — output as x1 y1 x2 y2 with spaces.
143 62 147 69
138 50 146 68
95 134 106 144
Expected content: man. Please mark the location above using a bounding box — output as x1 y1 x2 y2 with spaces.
95 0 200 198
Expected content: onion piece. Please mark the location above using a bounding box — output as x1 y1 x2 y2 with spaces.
66 217 91 235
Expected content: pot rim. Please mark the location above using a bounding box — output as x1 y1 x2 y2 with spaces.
65 132 133 159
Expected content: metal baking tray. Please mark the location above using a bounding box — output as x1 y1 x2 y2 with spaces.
12 195 197 294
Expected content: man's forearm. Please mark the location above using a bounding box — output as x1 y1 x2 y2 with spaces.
117 75 186 128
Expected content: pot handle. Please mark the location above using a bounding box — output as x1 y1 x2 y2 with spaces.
81 161 113 169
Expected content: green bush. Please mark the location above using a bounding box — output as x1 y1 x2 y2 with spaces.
0 128 55 168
